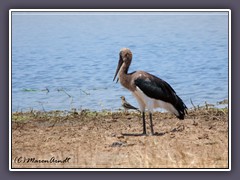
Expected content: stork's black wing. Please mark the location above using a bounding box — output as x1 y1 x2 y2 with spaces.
134 77 177 104
135 76 187 119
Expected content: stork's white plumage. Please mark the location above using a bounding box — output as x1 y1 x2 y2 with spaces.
132 86 179 115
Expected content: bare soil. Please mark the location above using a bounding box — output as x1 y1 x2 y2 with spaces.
11 107 229 169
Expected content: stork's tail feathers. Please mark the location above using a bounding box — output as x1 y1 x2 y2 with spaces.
175 95 188 120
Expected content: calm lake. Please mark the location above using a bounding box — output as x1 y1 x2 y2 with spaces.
11 11 229 112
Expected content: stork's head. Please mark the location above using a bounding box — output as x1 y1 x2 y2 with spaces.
113 48 132 82
119 48 132 63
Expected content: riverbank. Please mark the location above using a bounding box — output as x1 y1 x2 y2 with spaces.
11 107 229 169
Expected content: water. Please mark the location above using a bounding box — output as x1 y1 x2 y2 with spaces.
11 11 229 112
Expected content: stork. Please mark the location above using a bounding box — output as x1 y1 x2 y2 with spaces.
113 48 187 135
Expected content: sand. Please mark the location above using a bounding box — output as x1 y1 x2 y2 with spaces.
11 107 229 169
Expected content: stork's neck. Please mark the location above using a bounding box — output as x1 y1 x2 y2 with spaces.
119 62 133 91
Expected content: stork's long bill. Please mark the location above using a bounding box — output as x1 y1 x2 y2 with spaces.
113 55 123 83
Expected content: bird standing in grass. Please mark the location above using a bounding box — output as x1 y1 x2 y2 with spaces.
121 96 140 112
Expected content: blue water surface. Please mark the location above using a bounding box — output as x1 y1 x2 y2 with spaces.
12 11 229 112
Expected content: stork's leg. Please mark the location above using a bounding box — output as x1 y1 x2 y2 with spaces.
142 112 146 135
149 112 154 135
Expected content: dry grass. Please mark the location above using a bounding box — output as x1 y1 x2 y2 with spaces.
11 107 229 169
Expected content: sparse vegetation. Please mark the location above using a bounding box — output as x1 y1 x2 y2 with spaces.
11 105 229 169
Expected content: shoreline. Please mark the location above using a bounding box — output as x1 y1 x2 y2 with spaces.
11 98 228 113
11 107 229 168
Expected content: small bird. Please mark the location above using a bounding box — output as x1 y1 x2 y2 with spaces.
121 96 140 112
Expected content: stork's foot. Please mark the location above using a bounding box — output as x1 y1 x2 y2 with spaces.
150 129 154 136
121 132 165 136
122 133 148 136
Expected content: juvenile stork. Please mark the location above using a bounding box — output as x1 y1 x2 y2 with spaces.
113 48 187 135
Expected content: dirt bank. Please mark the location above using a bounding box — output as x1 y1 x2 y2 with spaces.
11 107 229 169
